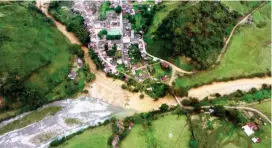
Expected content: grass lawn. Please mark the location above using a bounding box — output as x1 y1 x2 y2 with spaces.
57 125 112 148
121 114 191 148
175 3 271 88
0 106 62 135
191 114 271 148
149 63 171 80
250 100 271 118
222 1 261 15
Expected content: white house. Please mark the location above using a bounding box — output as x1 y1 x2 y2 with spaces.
242 125 255 136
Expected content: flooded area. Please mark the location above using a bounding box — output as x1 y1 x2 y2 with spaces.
0 97 124 148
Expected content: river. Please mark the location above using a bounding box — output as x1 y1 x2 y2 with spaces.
0 97 126 148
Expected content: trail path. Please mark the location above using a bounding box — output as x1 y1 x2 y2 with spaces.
216 2 266 62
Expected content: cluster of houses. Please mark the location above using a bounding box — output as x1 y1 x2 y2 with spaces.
71 0 170 83
73 0 148 75
242 122 261 143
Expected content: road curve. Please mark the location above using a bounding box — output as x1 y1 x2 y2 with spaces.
139 39 194 74
224 106 272 124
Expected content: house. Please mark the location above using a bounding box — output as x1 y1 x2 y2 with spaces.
160 61 169 69
68 70 77 80
77 58 83 68
251 137 261 143
242 122 258 136
160 75 169 81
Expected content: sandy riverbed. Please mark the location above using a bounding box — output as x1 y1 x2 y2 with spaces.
188 77 272 100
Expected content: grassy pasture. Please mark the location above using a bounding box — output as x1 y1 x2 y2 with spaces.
175 3 271 88
222 1 261 15
250 100 271 119
121 114 191 148
57 125 112 148
191 114 271 148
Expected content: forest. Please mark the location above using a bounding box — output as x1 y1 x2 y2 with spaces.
155 2 241 69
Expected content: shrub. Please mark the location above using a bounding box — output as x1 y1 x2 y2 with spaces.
159 104 169 112
121 84 127 89
139 94 144 99
181 99 192 106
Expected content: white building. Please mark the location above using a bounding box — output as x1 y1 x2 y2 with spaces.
242 125 255 136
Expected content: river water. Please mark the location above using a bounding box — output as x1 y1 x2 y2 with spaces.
0 97 126 148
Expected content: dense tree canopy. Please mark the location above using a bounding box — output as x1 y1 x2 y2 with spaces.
155 2 240 69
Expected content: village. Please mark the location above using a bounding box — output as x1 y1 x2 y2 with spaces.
71 0 170 83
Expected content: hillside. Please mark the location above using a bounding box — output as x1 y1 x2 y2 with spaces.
0 2 85 116
175 2 271 89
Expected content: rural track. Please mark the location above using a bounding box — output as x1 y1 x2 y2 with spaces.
216 2 267 63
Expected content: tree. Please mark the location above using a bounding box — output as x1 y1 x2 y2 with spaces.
254 91 263 102
172 86 188 97
114 5 122 14
140 94 144 99
213 105 226 118
98 29 107 39
121 84 127 89
159 104 169 112
181 99 192 106
190 139 198 148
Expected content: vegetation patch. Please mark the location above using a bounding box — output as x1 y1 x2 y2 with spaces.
99 1 113 20
175 3 271 89
48 1 90 45
0 2 83 119
250 100 271 118
149 2 240 69
121 113 190 148
191 113 271 148
0 106 62 135
65 118 81 125
222 1 261 15
52 124 112 148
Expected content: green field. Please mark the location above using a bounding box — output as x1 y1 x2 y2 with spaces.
191 114 271 148
121 114 191 148
175 3 271 88
57 125 112 148
0 106 61 135
222 1 261 15
250 100 271 118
